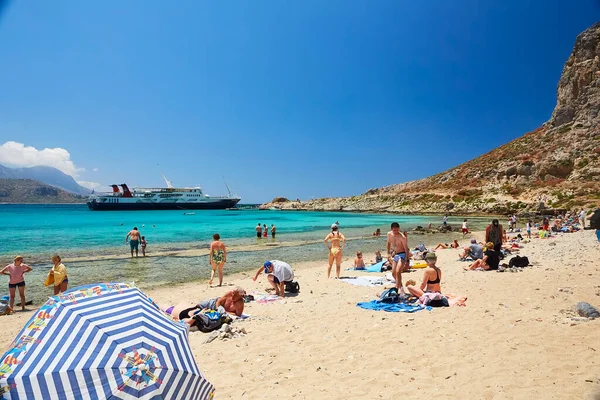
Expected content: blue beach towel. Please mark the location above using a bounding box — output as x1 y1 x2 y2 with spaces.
356 300 430 313
366 261 386 273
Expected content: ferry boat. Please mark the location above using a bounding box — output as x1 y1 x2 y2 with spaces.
87 175 241 211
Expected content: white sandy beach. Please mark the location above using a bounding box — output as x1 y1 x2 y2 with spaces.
2 229 600 399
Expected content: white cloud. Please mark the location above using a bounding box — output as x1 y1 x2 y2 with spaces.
0 141 85 177
77 180 110 191
92 168 99 172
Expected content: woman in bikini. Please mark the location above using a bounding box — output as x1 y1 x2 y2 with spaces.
406 252 441 297
209 233 227 286
324 224 346 278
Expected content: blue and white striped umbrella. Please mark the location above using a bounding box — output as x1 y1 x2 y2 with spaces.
0 282 214 399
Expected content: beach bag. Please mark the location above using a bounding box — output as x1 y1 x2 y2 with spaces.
428 297 450 308
0 300 10 316
379 287 400 304
509 256 530 268
284 281 300 294
191 311 224 333
589 210 600 229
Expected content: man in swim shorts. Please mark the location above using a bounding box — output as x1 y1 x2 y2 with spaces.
256 223 262 238
126 227 141 258
387 222 409 293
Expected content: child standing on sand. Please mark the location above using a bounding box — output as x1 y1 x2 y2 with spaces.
526 220 533 239
141 236 147 257
1 255 33 312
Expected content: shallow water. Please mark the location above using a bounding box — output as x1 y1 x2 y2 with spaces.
0 204 491 304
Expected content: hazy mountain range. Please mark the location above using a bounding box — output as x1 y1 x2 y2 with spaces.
0 164 91 195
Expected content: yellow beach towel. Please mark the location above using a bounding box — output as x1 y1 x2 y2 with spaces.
45 263 67 286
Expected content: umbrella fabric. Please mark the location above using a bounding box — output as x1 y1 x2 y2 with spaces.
0 282 214 399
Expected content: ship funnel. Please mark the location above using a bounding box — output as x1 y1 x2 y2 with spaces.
120 184 133 198
110 185 120 193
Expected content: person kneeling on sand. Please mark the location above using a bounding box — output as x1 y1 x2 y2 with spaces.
253 260 294 297
434 239 460 251
458 239 483 260
406 252 441 298
164 287 247 320
464 242 500 271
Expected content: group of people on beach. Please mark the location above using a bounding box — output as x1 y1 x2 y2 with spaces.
3 208 598 321
125 227 147 257
0 254 68 314
255 223 276 239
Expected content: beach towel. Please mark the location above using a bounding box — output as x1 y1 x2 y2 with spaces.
356 300 429 313
340 276 390 286
445 294 467 307
254 294 283 304
366 261 387 272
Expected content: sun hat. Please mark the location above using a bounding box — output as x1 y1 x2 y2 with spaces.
424 252 437 260
263 261 272 273
331 224 338 229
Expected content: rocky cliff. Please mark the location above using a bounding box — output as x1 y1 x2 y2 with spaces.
262 23 600 215
0 179 86 204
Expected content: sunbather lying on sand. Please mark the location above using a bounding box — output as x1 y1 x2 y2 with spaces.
163 287 247 320
434 239 460 250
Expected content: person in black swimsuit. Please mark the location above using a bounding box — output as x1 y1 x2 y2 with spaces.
407 252 442 297
463 242 500 271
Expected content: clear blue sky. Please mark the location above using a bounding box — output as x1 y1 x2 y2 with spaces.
0 1 598 203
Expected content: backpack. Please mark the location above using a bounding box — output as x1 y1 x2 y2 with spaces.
284 281 300 294
0 300 10 316
191 311 225 333
428 297 450 308
379 287 400 304
589 210 600 229
509 256 530 268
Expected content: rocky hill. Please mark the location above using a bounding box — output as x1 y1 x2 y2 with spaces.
0 179 86 204
262 23 600 215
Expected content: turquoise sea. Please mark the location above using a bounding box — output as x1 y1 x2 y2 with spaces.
0 204 491 304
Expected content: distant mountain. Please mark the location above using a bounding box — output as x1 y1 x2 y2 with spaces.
0 179 86 204
262 22 600 215
0 165 91 195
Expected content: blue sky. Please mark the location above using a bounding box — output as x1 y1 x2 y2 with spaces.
0 1 598 203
